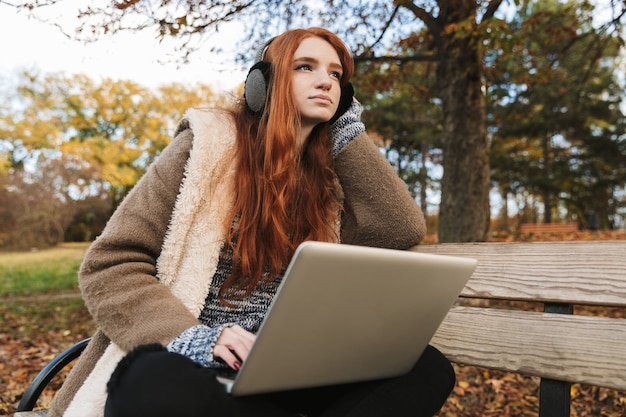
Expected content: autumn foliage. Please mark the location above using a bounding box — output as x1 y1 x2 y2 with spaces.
1 297 96 415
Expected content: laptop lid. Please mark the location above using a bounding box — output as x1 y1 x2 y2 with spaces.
222 241 477 396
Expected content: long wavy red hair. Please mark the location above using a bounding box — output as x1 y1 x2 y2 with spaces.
220 28 354 305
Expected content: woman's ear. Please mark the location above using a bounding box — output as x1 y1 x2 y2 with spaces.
244 61 272 114
329 82 354 124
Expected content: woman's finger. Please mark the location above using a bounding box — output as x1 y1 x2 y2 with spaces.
214 325 256 369
213 344 241 369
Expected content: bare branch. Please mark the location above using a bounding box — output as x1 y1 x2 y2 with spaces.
0 0 64 10
354 53 440 63
113 0 140 10
396 1 441 37
362 4 402 55
482 0 504 22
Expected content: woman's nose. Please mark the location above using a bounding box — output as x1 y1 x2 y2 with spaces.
316 75 333 90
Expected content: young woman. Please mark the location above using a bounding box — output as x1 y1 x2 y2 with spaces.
48 27 455 417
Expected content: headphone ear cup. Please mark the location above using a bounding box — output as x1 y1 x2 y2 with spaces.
244 61 272 114
329 82 354 124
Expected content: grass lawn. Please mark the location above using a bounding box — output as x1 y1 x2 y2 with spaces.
0 242 90 296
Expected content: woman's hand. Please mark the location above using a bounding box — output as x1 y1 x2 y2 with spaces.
213 325 256 370
329 98 365 156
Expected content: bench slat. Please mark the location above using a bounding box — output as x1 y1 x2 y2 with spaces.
519 223 578 233
14 411 48 417
431 306 626 390
413 241 626 307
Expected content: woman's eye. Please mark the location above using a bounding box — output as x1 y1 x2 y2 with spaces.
295 64 312 71
331 71 342 79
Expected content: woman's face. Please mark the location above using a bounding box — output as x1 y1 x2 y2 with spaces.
291 37 343 133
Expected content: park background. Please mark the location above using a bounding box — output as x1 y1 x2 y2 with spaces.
1 0 625 415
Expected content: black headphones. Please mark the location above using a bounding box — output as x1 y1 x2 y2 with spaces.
244 38 275 114
243 36 354 122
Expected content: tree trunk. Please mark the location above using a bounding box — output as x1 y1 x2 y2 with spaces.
436 3 491 242
420 144 428 216
542 133 553 223
499 185 509 231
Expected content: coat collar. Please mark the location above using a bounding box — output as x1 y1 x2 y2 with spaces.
157 108 238 317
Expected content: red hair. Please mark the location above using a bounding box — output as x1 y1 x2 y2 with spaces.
220 28 354 305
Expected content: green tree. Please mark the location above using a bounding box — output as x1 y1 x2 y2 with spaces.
356 36 443 217
488 0 626 229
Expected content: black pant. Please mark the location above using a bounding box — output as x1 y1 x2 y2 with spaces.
104 344 455 417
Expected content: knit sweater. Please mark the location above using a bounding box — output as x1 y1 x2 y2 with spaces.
166 245 282 369
49 108 426 417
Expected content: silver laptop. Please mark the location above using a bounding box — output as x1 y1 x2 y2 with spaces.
217 241 477 396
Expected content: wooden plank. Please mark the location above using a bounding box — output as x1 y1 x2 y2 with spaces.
14 411 48 417
430 306 626 390
412 241 626 307
520 223 578 233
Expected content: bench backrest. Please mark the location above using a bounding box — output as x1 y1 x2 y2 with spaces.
519 222 579 233
411 240 626 391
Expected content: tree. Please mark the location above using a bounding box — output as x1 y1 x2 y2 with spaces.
0 155 85 248
0 71 222 206
5 0 509 242
355 35 443 218
488 0 626 229
4 0 625 239
0 70 226 248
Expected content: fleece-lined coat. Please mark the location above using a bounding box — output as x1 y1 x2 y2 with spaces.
48 109 426 417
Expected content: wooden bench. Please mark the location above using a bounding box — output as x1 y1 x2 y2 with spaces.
15 240 626 416
519 222 579 234
414 240 626 416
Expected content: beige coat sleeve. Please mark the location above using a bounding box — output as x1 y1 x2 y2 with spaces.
334 131 426 249
78 126 200 351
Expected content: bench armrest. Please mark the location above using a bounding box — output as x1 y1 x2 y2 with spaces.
16 338 91 412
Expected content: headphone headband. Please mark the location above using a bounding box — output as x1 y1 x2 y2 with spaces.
244 37 276 114
255 37 276 63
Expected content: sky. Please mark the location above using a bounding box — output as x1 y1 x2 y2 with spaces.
0 1 247 92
